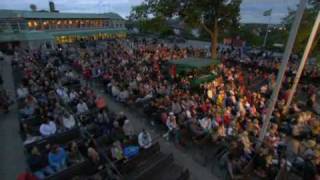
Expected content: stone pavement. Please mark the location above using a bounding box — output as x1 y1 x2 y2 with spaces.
0 57 27 180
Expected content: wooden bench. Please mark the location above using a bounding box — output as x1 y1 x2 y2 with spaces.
124 153 173 180
45 160 91 180
119 142 160 173
24 128 81 151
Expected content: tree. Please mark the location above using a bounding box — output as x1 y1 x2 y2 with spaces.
130 0 242 59
129 3 173 36
30 4 37 12
283 0 319 56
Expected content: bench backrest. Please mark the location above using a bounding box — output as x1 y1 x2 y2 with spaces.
25 128 80 151
45 160 91 180
120 142 160 172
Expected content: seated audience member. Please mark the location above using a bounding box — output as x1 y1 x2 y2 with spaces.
199 116 212 132
69 90 79 104
48 145 67 171
62 112 76 129
39 119 57 136
119 89 129 102
67 142 83 165
20 104 36 118
123 119 135 138
88 147 100 165
28 147 55 179
56 86 69 103
111 83 120 98
76 100 89 114
17 85 29 99
110 141 124 161
95 96 106 110
138 129 152 149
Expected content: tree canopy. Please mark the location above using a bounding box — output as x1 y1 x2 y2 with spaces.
283 0 319 56
129 0 242 59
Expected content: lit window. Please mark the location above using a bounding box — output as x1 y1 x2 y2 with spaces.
28 21 33 28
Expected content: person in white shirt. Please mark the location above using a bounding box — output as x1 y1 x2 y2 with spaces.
111 84 120 98
69 90 78 103
62 112 76 129
119 89 129 102
17 86 29 99
56 87 69 103
199 116 212 132
76 100 89 114
138 129 152 149
39 119 57 136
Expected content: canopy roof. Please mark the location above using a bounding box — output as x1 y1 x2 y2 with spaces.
0 9 123 20
168 57 219 69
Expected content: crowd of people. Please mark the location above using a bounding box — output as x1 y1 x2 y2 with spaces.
3 37 320 179
65 39 320 179
12 45 155 180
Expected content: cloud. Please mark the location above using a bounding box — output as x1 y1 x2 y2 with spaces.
0 0 300 23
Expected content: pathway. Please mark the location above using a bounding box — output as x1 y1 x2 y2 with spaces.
0 56 27 179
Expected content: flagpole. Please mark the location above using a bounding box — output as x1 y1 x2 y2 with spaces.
257 0 307 149
284 11 320 113
263 15 272 48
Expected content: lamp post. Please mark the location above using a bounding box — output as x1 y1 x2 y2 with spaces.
284 11 320 113
257 0 307 149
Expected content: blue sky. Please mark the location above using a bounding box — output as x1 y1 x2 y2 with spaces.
0 0 300 24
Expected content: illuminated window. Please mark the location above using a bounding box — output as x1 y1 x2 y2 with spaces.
28 21 33 28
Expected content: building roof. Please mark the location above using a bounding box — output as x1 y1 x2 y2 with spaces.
0 28 127 42
0 9 123 20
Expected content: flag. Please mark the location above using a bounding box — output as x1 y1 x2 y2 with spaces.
263 9 272 16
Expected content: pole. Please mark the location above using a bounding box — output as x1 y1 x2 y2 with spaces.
284 11 320 112
263 15 272 47
257 0 307 149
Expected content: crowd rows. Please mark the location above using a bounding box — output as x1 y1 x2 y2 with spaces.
8 38 320 179
64 39 320 179
14 47 154 180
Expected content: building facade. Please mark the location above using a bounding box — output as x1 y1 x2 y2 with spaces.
0 9 127 50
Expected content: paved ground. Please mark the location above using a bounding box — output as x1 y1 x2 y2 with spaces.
0 57 27 179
